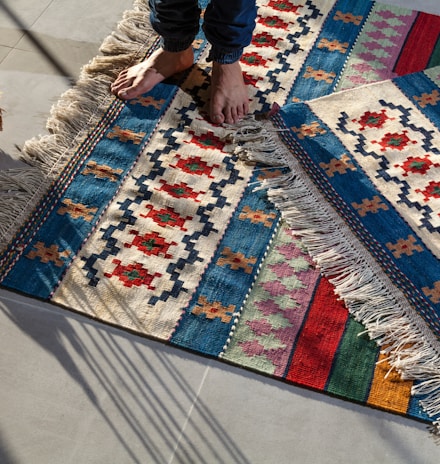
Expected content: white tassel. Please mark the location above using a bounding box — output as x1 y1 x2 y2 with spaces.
0 0 155 252
227 116 440 435
222 116 289 166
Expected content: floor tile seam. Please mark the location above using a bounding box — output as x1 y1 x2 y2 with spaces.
0 31 26 51
4 43 38 54
0 44 15 65
28 0 55 28
167 361 213 464
1 0 54 52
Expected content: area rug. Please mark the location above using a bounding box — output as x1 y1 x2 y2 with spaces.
0 0 439 431
232 65 440 427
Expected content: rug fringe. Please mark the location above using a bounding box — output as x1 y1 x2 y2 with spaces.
0 0 155 253
226 116 440 435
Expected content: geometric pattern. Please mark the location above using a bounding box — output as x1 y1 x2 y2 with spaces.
2 0 440 430
268 69 440 428
311 84 440 255
223 223 321 376
335 3 420 91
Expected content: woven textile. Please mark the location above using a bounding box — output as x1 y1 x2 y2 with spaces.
237 67 440 426
1 0 439 429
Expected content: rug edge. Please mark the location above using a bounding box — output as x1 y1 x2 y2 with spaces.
0 0 155 253
227 114 440 434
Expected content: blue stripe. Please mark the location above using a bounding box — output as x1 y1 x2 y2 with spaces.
407 382 432 422
395 71 440 128
171 169 280 355
276 102 440 334
286 0 373 102
1 31 210 298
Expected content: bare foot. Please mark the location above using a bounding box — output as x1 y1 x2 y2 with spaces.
111 47 194 100
210 61 249 125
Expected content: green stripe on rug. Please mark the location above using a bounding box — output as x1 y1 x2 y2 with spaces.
428 36 440 68
325 317 379 402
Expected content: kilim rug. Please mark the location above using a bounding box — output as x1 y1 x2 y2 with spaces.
1 0 440 431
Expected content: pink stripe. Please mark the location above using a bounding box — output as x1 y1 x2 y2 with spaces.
271 265 321 377
375 13 418 80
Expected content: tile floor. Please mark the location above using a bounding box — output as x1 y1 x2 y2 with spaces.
1 0 440 462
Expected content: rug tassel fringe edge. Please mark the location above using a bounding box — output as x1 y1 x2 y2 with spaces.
225 116 440 435
0 0 154 252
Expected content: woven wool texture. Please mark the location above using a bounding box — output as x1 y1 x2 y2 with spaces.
1 0 439 429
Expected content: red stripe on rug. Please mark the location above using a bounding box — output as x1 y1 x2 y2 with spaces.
394 13 440 75
285 277 348 389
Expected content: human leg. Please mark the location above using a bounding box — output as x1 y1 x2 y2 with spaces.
150 0 201 53
203 0 257 65
203 0 257 124
111 0 258 124
111 0 199 100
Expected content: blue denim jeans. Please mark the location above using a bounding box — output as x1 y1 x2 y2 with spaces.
149 0 257 63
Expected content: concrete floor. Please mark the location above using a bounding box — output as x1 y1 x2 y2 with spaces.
1 0 440 462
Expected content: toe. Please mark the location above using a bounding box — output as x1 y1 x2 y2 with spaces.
118 86 136 100
211 113 225 124
111 77 131 96
224 107 237 125
237 103 247 120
